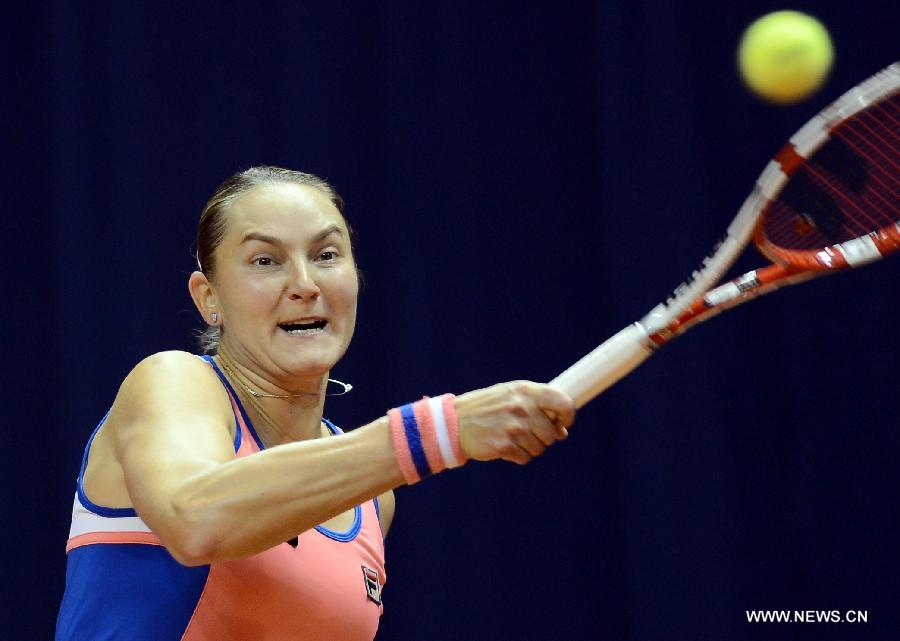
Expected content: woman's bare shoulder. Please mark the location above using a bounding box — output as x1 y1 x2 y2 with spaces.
112 350 231 424
125 350 215 385
131 349 209 372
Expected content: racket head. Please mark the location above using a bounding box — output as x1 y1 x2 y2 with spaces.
639 63 899 336
754 63 900 271
553 64 900 406
646 62 900 345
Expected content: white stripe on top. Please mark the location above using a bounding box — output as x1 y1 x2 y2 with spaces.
68 493 153 539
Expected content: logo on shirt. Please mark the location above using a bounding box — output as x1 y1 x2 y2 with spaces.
361 565 382 605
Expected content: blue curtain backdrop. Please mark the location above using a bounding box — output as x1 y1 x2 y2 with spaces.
3 2 898 640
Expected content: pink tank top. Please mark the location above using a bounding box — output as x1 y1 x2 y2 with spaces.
182 383 387 640
59 357 386 641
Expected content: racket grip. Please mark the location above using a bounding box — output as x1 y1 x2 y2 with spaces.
549 323 653 408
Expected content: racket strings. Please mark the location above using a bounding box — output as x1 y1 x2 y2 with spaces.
843 97 900 178
799 100 897 235
832 98 900 209
763 92 900 252
797 130 896 239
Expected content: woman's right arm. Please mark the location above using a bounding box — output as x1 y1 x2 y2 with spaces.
110 351 575 566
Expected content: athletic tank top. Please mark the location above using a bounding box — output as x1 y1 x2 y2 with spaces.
56 356 387 641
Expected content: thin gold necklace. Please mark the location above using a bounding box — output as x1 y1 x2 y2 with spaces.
215 356 332 444
214 355 352 398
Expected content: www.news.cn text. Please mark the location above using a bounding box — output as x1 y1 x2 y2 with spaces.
745 610 867 624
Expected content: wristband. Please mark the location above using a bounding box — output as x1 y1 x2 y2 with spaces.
388 394 466 484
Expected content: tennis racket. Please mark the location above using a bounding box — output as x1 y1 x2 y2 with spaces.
551 62 900 409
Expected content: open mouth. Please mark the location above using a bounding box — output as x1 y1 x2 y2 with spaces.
278 319 328 335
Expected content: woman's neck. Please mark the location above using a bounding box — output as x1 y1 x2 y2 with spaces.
213 349 328 447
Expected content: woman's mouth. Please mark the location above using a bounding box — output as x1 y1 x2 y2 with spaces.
278 319 328 335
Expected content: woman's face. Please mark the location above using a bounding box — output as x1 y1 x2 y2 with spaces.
210 182 358 380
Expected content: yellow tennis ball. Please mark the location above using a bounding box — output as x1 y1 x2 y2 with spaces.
738 10 834 104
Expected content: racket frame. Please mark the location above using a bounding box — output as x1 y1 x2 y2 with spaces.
551 63 900 408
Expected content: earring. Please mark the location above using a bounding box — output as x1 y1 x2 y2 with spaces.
211 313 219 324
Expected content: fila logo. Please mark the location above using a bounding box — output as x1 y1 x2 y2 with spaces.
361 565 382 605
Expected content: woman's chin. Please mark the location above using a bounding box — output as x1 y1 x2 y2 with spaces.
272 352 336 381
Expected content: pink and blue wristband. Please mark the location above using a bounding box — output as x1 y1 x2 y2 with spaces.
388 394 466 484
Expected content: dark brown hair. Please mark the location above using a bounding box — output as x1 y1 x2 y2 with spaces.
195 166 348 354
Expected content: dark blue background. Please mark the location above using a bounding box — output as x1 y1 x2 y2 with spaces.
3 2 897 640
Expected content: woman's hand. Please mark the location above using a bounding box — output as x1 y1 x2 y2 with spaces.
454 382 575 465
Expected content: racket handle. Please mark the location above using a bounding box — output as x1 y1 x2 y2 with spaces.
549 323 653 408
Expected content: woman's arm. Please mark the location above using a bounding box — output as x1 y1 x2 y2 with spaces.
377 490 395 537
111 351 573 566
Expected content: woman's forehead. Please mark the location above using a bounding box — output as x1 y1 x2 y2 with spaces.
225 183 347 238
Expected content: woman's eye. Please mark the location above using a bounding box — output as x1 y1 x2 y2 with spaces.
318 250 337 261
253 256 274 267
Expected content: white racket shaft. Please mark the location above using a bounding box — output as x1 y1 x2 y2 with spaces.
549 323 654 408
550 186 761 408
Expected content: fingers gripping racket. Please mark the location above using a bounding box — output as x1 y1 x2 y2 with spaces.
552 63 900 408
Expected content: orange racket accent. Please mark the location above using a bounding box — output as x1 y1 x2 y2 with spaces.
774 143 805 175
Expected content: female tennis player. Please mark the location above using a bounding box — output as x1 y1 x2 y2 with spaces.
55 166 575 641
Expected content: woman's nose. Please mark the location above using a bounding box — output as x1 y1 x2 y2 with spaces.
288 262 320 300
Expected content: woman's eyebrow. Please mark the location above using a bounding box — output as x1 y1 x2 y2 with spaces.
239 226 343 247
313 224 344 243
240 232 281 246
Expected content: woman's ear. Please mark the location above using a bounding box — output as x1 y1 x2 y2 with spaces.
188 271 219 325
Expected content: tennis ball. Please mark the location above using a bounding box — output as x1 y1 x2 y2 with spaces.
738 10 834 104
